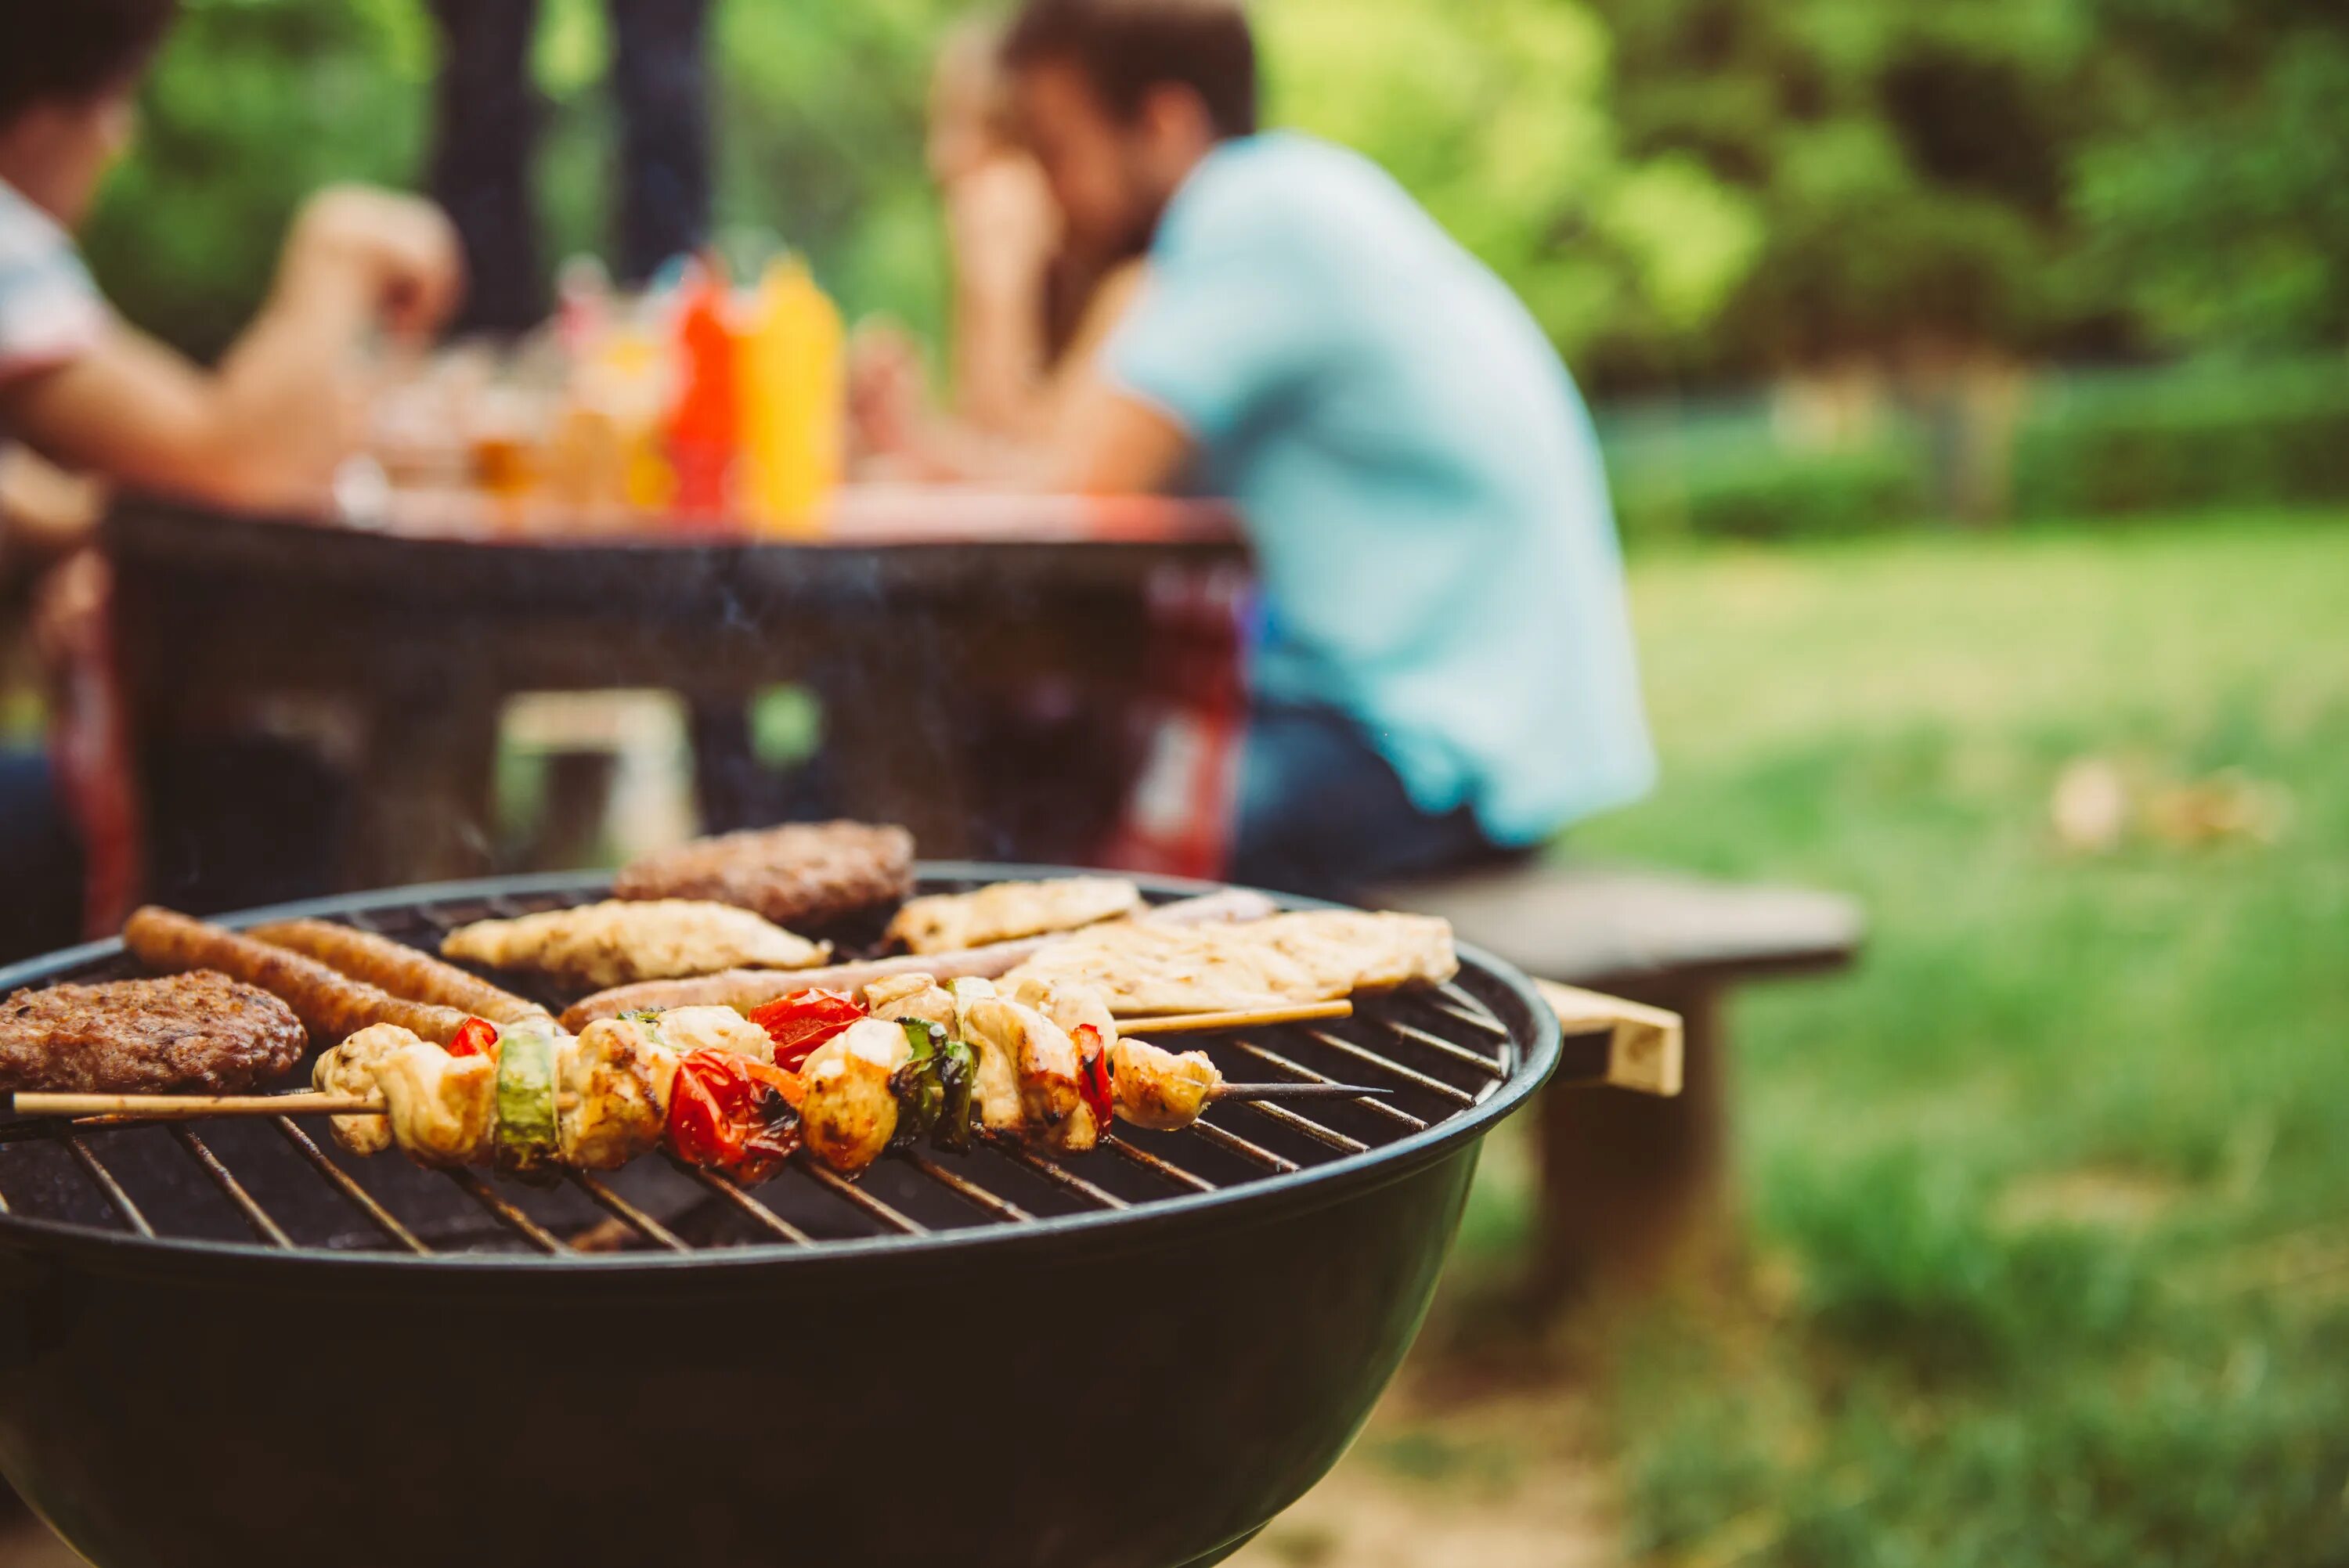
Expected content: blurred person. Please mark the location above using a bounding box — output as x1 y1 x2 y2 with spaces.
0 0 463 953
851 20 1143 473
0 3 461 507
859 0 1653 898
428 0 713 336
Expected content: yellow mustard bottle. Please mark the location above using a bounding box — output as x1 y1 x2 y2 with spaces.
741 258 843 536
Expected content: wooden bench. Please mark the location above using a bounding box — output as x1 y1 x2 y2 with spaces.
1373 863 1864 1297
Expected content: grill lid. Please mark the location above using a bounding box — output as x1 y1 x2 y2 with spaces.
0 869 1559 1270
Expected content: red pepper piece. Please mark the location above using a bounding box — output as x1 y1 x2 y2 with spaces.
447 1016 500 1059
747 989 867 1072
1073 1024 1113 1132
666 1049 803 1181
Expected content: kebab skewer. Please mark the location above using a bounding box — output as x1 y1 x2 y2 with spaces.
6 983 1387 1182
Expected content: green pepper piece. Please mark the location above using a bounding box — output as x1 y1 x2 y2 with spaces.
888 1022 947 1149
933 1037 977 1155
493 1016 561 1180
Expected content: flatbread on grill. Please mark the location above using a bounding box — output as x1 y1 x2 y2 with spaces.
612 821 915 928
885 877 1143 955
1002 911 1459 1016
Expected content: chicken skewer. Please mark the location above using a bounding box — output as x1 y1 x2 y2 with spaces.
1 1078 1384 1123
2 986 1388 1177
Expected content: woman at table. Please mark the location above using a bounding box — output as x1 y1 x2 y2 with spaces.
850 20 1142 472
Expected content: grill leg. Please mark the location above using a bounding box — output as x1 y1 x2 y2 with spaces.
1533 980 1734 1300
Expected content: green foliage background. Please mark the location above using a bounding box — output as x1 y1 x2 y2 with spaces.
78 0 2349 384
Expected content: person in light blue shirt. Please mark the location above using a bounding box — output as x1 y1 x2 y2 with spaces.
902 0 1654 896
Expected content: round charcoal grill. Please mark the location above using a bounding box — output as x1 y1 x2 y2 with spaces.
0 867 1559 1568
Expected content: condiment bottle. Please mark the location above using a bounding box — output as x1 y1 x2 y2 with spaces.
665 259 741 523
738 257 843 536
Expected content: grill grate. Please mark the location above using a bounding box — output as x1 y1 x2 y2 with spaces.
0 875 1532 1263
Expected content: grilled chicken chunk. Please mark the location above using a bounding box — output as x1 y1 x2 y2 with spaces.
1108 1038 1221 1130
885 877 1143 956
557 1018 679 1170
640 1004 774 1063
372 1044 497 1166
312 1022 420 1155
1006 975 1117 1049
442 900 830 989
863 973 958 1033
799 1017 915 1173
954 980 1097 1153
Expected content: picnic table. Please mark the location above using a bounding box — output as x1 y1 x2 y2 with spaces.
99 487 1244 907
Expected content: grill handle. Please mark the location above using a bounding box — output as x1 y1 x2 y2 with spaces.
1535 980 1683 1096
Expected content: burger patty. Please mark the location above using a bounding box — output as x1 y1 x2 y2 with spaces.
0 970 307 1094
612 820 915 928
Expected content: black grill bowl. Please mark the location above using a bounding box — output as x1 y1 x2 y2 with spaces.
0 868 1559 1568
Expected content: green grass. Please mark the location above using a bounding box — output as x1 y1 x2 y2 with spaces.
1557 513 2349 1565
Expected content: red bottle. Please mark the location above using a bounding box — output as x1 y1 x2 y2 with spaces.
666 261 740 521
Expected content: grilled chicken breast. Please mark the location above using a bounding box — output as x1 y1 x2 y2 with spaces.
442 900 830 989
864 973 958 1033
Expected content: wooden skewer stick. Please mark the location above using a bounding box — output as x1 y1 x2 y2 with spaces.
5 1090 380 1122
1120 1000 1353 1033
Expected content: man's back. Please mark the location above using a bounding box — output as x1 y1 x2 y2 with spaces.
1106 132 1654 843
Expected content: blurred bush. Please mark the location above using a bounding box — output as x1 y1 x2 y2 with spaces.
2009 360 2349 519
1607 432 1926 544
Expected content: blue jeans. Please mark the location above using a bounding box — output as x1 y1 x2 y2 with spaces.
429 0 713 333
1229 702 1518 900
0 749 82 965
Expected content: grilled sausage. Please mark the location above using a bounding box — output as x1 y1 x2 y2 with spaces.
124 907 472 1047
249 918 546 1024
558 889 1282 1031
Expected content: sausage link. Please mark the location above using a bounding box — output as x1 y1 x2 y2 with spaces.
248 918 546 1025
124 907 472 1047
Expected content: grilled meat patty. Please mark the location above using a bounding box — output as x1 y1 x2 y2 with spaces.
612 820 915 928
0 970 305 1093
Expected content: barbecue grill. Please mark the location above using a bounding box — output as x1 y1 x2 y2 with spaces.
0 867 1562 1568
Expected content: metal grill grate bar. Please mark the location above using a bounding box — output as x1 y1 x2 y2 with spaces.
910 1153 1034 1222
1302 1029 1477 1106
990 1142 1130 1209
446 1168 568 1253
1102 1133 1218 1193
1432 982 1513 1040
1225 1041 1429 1133
1370 1016 1508 1080
800 1156 926 1235
273 1117 430 1253
67 1137 153 1238
171 1126 293 1248
571 1172 689 1252
1183 1119 1298 1173
1233 1102 1369 1155
681 1164 813 1245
